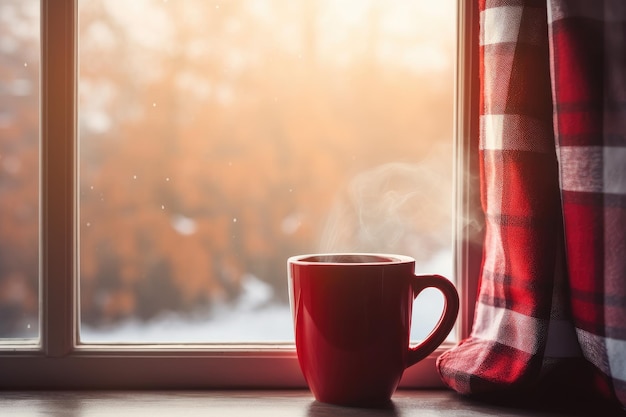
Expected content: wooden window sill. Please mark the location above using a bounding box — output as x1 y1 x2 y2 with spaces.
0 389 614 416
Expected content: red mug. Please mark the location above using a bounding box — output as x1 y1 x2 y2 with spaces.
288 253 459 407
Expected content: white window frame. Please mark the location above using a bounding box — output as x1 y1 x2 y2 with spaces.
0 0 481 389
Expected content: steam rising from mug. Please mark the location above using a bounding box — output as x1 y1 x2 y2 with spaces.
319 162 452 263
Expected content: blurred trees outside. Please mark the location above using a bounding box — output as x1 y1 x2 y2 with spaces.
0 0 40 337
0 0 454 337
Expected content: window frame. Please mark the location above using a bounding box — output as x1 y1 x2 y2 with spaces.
0 0 481 389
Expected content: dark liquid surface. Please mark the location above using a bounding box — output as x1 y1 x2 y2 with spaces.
299 254 397 264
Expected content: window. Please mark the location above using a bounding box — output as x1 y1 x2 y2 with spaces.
0 0 40 341
0 0 480 389
78 0 455 344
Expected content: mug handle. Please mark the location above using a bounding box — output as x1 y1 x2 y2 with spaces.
406 274 460 367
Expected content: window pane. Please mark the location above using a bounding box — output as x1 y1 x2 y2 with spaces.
78 0 455 343
0 0 40 340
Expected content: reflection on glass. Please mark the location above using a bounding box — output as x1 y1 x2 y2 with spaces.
78 0 455 343
0 0 40 340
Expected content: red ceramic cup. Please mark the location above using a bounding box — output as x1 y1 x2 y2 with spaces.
288 253 459 407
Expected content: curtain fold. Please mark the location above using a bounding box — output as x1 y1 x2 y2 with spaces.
437 0 626 410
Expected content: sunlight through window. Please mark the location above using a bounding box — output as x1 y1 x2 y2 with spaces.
0 0 40 341
77 0 456 343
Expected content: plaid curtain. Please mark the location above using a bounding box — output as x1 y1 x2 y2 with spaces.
437 0 626 410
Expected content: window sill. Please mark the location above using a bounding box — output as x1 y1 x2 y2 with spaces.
0 389 602 416
0 346 448 389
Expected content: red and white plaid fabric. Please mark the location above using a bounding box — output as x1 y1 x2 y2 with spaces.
437 0 626 410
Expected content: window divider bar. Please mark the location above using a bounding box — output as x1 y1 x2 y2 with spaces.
454 0 482 340
41 0 78 357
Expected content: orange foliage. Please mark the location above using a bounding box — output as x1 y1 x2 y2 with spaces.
1 0 454 330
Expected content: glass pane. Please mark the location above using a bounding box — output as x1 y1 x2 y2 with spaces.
78 0 455 343
0 0 40 340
